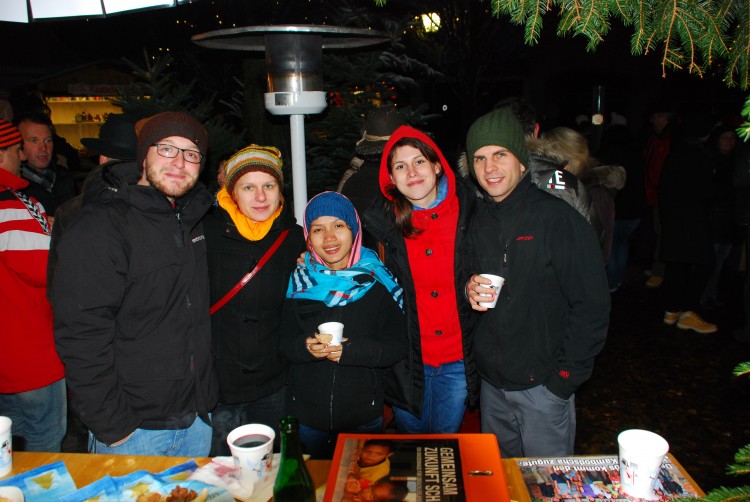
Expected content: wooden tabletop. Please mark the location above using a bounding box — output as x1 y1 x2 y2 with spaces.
30 451 719 502
4 452 530 501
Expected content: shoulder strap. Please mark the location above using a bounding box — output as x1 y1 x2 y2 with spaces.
209 229 289 315
10 189 51 235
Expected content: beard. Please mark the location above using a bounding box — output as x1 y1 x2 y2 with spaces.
143 163 198 201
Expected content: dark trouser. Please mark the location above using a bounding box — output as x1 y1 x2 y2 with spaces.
209 386 286 456
663 262 711 313
743 226 750 338
480 380 576 458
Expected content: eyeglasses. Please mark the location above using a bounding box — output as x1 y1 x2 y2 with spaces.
151 143 203 164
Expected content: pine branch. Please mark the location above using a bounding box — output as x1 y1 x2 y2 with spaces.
734 361 750 377
389 0 750 89
701 485 750 502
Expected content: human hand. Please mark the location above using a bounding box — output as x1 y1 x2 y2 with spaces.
306 336 329 358
109 431 134 447
466 274 495 312
296 251 307 266
323 342 344 363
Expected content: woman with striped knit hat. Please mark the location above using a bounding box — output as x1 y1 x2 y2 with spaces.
204 144 306 455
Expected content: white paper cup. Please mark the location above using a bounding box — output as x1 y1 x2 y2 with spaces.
477 274 505 308
0 416 11 478
618 429 669 500
227 423 275 495
318 321 344 345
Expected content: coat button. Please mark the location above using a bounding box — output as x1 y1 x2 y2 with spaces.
425 248 433 256
431 290 438 297
431 212 438 219
435 330 443 336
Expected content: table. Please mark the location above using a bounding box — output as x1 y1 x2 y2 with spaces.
6 452 333 501
505 453 705 501
2 452 701 501
4 452 528 501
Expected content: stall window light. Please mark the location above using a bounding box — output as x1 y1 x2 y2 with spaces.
421 13 440 33
0 0 27 22
30 0 103 19
103 0 175 15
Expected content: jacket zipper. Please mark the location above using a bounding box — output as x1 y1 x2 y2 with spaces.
329 367 337 431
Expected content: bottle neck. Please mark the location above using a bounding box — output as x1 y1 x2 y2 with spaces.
281 426 304 459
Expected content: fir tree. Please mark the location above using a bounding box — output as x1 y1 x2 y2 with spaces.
374 0 750 90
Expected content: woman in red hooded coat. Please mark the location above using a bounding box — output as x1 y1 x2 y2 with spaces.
363 125 479 433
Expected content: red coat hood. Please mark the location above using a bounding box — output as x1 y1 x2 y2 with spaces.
378 125 456 201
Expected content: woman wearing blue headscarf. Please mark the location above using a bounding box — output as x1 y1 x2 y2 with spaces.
280 191 407 458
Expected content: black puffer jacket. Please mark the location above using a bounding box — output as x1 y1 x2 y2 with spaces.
53 161 218 445
526 152 604 240
205 203 305 404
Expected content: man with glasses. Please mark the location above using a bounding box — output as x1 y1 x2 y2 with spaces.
15 111 76 218
53 111 219 456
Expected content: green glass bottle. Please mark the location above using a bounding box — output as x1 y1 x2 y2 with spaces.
273 416 315 502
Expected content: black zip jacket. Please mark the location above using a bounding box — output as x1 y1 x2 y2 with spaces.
53 161 218 444
469 176 609 400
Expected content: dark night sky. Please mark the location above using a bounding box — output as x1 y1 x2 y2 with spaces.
1 0 745 136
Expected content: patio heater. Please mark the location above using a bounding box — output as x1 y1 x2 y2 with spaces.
192 25 390 223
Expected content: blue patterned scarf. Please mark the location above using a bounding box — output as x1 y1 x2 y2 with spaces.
286 247 404 310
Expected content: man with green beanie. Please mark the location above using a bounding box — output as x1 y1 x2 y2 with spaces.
463 107 610 458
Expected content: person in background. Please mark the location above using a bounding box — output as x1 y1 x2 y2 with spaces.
733 138 750 345
658 112 718 334
338 106 407 249
53 111 218 456
363 125 479 435
464 107 609 458
642 106 676 289
47 113 139 302
0 119 66 452
598 124 647 293
495 97 602 236
15 111 76 218
281 191 407 458
701 124 738 308
205 145 305 456
531 126 626 263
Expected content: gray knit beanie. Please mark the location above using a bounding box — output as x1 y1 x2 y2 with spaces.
466 107 529 175
137 111 208 169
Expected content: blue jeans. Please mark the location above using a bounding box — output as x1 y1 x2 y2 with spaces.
0 378 66 452
210 386 286 456
606 219 640 291
299 416 382 459
392 360 467 434
88 415 212 456
480 380 576 458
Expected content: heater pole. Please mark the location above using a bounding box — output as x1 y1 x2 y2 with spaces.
289 114 308 224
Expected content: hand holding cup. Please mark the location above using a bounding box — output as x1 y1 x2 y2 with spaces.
467 274 504 311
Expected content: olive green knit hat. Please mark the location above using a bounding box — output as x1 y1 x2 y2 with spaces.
465 107 529 175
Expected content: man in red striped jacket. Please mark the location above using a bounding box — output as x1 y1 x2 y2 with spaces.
0 119 66 452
